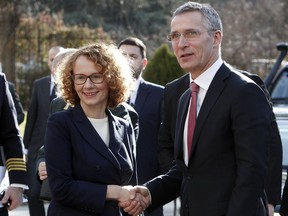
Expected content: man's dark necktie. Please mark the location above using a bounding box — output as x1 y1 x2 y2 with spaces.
187 82 199 159
127 97 135 107
50 84 57 101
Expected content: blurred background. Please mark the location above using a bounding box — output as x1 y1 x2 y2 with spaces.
0 0 287 110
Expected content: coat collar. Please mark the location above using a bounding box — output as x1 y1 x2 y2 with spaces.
71 104 129 170
192 63 230 151
134 79 149 111
175 63 231 166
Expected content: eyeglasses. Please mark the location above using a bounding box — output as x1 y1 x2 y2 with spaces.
72 73 104 85
167 29 215 43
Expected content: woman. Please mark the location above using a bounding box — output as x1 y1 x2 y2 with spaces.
44 43 138 215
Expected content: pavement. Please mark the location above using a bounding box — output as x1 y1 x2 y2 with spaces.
7 198 282 216
3 172 283 216
8 199 180 216
2 171 182 216
9 202 48 216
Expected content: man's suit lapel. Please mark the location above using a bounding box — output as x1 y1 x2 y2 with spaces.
191 63 231 155
134 80 148 112
43 76 51 106
175 89 191 165
72 105 122 170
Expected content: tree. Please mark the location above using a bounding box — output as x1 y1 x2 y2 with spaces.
144 43 184 85
220 0 286 77
1 0 287 108
0 1 19 82
15 11 112 109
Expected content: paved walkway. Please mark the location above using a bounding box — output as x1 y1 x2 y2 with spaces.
9 202 48 216
7 200 282 216
9 200 180 216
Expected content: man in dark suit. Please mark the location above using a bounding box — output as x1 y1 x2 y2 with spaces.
8 82 25 125
23 46 63 216
158 71 282 216
238 71 282 216
0 72 28 216
121 2 274 216
118 37 164 216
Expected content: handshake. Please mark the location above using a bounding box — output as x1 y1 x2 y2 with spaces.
116 185 151 216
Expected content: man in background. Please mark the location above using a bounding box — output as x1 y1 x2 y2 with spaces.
23 46 63 216
8 81 25 125
118 37 164 216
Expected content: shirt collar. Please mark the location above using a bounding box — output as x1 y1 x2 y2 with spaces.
51 75 56 85
133 77 142 93
128 77 142 104
189 58 223 91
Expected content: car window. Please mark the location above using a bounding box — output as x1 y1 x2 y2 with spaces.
271 70 288 101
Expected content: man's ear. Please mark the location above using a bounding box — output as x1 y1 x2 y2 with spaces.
213 30 222 47
142 58 148 70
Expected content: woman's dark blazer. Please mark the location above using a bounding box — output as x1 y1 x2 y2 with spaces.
45 104 136 216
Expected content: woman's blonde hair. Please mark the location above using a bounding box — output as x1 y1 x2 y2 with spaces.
58 43 134 108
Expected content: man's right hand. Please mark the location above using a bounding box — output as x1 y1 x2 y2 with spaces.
119 185 151 216
38 162 47 180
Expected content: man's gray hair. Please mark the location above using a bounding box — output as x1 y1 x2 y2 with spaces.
173 1 223 33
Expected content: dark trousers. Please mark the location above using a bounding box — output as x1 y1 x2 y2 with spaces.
26 155 46 216
144 207 163 216
0 207 8 216
280 176 288 216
